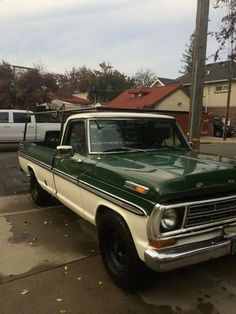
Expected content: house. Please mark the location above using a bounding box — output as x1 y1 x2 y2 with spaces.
151 77 175 87
108 83 190 133
176 61 236 128
37 95 91 111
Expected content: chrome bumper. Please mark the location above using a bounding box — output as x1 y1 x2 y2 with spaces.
144 237 233 272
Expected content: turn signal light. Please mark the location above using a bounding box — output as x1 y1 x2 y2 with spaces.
135 186 147 194
124 180 149 194
149 238 177 249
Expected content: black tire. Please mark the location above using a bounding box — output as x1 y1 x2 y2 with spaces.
30 173 51 206
98 211 145 290
214 129 222 137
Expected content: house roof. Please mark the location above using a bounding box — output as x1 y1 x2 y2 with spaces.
151 77 175 87
60 95 90 105
108 83 185 108
176 61 236 85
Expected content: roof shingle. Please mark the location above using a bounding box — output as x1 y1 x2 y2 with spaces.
109 83 183 108
176 61 236 85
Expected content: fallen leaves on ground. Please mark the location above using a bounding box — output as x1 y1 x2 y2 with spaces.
20 289 29 295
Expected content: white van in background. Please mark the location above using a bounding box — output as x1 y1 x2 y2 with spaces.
0 110 61 143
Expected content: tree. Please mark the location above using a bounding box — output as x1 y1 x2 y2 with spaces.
0 60 135 108
42 73 59 93
213 0 236 61
66 65 95 93
180 33 194 74
54 73 74 98
15 69 46 109
0 61 15 108
133 69 157 87
90 62 134 102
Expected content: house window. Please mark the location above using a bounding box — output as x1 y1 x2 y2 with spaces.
215 84 229 93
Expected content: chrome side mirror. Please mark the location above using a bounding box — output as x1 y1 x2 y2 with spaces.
56 145 74 158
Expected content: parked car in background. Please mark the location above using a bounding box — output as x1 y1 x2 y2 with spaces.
0 109 61 143
213 117 235 137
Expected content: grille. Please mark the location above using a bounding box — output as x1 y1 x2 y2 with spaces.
185 199 236 227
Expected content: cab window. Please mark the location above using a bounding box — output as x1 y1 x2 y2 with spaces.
13 112 31 123
0 112 9 123
66 120 86 154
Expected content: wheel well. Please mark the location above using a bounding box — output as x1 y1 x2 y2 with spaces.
95 205 131 234
27 166 34 174
27 166 35 179
95 205 111 226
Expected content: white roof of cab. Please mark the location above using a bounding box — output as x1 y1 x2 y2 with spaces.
67 111 175 121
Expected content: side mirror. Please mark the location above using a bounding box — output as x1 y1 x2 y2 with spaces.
188 142 193 148
56 145 74 158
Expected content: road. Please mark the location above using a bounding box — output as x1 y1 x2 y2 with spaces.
1 144 236 313
200 143 236 157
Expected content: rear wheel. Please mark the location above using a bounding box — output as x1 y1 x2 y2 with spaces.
98 211 145 290
30 173 51 206
214 129 222 137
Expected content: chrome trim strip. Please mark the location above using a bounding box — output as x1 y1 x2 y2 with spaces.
52 169 148 216
175 121 191 150
87 117 189 155
163 214 236 237
181 204 188 229
79 180 148 216
20 150 148 216
185 199 236 227
153 194 236 238
52 168 78 185
18 151 51 171
157 225 223 241
158 194 236 210
144 237 231 272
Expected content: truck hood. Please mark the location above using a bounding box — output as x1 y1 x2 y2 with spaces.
94 150 236 203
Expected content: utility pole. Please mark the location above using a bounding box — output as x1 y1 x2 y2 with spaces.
189 0 210 150
223 59 233 140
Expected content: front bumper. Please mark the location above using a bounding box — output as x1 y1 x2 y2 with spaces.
144 237 233 272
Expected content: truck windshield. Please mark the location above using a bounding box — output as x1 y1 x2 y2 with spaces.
89 118 188 153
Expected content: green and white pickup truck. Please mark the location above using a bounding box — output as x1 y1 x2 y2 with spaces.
18 108 236 289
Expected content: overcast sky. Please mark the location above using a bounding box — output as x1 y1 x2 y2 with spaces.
0 0 226 79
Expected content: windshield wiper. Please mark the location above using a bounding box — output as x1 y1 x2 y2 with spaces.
102 147 145 153
159 145 189 151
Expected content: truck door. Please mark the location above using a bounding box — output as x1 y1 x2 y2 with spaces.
12 111 36 142
52 119 87 218
0 111 10 142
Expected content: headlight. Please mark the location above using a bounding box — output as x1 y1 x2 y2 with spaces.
161 209 178 231
147 206 185 240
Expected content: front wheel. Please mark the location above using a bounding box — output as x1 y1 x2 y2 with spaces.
30 173 51 206
98 211 145 290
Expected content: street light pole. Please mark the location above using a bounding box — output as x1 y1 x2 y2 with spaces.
189 0 210 150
